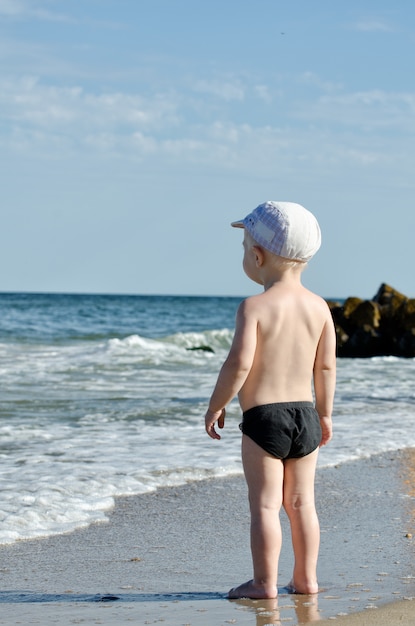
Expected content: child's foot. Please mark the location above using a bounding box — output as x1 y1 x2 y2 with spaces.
286 579 318 595
228 579 277 599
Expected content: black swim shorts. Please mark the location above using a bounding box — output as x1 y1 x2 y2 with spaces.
239 401 321 460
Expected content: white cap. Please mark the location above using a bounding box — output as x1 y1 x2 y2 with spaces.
231 201 321 262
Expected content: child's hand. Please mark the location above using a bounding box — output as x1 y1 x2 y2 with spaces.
319 416 332 446
205 408 226 440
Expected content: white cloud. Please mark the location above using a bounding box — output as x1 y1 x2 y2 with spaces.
353 19 394 32
300 72 343 93
193 79 245 101
0 0 24 15
0 0 73 22
210 121 240 143
131 132 158 154
0 70 414 185
296 88 415 133
0 76 179 133
254 84 273 103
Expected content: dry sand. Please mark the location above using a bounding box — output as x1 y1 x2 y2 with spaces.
0 449 414 625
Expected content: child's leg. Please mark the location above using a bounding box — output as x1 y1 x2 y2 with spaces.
283 448 320 594
229 434 284 599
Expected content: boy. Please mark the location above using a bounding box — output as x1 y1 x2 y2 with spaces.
205 201 336 599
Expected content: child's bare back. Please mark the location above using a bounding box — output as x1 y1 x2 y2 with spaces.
237 281 333 412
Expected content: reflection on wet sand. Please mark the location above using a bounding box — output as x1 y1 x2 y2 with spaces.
230 590 320 625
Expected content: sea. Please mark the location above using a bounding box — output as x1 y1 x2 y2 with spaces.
1 292 415 546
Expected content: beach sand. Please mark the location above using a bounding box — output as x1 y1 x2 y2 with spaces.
0 449 414 625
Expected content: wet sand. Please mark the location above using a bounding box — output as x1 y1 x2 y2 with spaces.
0 449 414 625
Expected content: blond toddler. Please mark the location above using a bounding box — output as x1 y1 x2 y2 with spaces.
205 201 336 599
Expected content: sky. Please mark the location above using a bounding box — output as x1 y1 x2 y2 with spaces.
1 0 415 298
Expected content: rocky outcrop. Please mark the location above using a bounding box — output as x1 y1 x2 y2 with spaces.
327 284 415 358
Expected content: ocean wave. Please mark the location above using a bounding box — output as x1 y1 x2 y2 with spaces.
106 329 233 364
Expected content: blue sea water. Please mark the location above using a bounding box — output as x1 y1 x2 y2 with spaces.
1 292 415 545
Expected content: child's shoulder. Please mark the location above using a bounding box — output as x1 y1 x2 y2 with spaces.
298 287 333 316
240 286 331 317
235 293 265 322
240 291 268 309
302 286 329 302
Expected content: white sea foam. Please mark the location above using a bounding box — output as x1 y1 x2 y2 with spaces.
1 320 415 544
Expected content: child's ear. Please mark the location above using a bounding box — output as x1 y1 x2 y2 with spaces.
252 245 264 267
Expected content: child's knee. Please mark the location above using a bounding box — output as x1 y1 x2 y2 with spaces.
283 494 315 516
249 495 282 515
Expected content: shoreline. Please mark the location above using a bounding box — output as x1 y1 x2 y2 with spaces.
0 449 414 624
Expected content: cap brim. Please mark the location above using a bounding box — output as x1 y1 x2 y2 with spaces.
231 220 244 228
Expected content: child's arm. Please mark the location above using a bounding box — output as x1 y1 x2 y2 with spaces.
205 299 258 440
313 311 336 446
